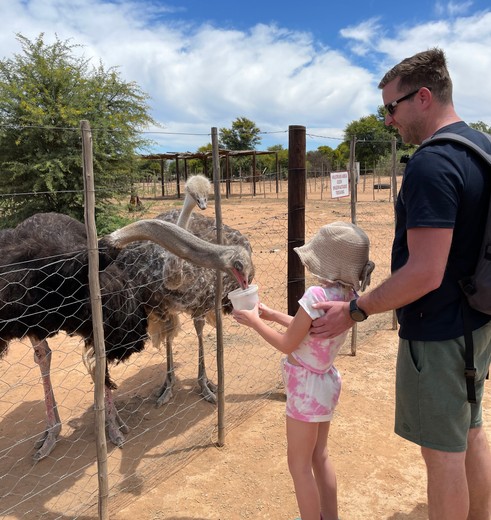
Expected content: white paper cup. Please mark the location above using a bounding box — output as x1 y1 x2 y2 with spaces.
228 284 259 310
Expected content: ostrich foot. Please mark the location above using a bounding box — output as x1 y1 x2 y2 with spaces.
155 376 174 407
106 407 129 447
199 377 217 404
32 423 62 461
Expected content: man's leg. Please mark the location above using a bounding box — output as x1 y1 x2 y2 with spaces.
466 426 491 520
422 447 469 520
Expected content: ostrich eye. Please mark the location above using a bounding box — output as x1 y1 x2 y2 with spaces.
233 260 244 272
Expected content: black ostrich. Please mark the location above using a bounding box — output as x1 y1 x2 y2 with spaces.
0 212 148 460
0 212 253 460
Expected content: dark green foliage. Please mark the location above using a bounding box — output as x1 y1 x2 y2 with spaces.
219 117 261 150
470 121 491 134
0 33 156 229
344 114 395 167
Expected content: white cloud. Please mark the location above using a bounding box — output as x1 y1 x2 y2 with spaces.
371 12 491 126
1 0 491 151
435 0 474 17
339 17 382 55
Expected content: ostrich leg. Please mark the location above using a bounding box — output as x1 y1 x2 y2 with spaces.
155 333 176 407
193 316 217 404
155 314 180 407
83 346 128 447
104 384 129 447
29 336 62 461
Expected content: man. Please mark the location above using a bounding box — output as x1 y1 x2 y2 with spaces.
310 48 491 519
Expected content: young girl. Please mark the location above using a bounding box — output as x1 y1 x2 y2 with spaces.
233 221 374 520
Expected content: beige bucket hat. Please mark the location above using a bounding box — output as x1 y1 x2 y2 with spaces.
294 221 375 292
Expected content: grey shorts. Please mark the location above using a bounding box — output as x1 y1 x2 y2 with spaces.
395 320 491 452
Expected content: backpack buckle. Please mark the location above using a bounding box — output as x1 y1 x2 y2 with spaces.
460 277 476 296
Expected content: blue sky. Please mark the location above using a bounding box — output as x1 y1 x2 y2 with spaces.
2 0 491 151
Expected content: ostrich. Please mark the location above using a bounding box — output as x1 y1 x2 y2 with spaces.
109 212 254 405
0 212 148 460
159 174 211 290
0 212 252 460
176 174 210 225
151 211 254 405
112 178 254 406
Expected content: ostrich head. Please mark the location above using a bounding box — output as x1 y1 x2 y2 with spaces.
176 174 212 229
219 245 252 289
103 219 253 290
185 174 211 210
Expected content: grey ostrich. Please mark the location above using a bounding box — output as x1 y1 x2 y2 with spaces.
0 212 252 460
112 176 254 406
152 211 254 405
158 174 211 290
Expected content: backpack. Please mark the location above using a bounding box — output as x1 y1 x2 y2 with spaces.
417 131 491 403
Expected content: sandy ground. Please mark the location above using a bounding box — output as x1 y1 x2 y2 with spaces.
113 329 432 520
2 178 490 520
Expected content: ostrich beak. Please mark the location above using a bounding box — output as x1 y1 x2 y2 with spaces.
232 268 249 289
196 197 208 210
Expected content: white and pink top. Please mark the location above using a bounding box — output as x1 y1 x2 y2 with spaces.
291 283 354 373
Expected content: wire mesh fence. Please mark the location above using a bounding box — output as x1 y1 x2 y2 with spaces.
0 190 396 519
0 125 398 519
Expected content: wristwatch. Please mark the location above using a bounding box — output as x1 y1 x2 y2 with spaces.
349 299 368 322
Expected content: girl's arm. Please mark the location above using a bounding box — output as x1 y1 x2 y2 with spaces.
233 304 312 355
258 302 293 327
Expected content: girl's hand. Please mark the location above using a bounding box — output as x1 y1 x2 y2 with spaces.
257 302 275 321
232 302 260 327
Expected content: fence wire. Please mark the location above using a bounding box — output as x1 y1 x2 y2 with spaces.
0 163 397 519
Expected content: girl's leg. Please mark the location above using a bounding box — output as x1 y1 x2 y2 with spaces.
286 416 321 520
312 421 338 520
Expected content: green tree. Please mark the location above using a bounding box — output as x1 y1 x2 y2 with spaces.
332 142 350 170
470 121 491 133
256 144 288 177
344 114 394 169
191 143 212 175
0 33 156 227
219 117 261 150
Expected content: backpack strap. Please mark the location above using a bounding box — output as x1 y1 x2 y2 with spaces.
420 132 491 165
461 298 477 403
420 131 491 403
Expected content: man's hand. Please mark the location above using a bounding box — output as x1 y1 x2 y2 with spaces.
310 300 353 338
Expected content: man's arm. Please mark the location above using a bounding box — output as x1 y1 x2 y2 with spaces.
310 227 453 337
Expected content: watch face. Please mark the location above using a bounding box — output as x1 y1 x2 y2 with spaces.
351 309 366 322
350 300 367 322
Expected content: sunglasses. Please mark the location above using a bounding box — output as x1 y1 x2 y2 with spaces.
384 87 430 116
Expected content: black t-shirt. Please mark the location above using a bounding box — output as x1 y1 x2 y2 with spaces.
393 121 491 340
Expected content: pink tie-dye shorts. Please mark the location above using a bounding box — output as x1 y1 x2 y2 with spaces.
281 357 341 422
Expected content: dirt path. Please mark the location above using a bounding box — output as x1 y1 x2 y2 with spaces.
113 329 433 520
3 183 490 520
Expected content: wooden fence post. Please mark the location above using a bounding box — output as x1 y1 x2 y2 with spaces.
211 127 226 447
80 120 109 520
287 125 306 316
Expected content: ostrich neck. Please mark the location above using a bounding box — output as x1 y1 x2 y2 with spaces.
176 194 195 228
108 220 229 271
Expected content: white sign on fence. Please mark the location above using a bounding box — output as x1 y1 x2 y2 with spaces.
330 171 349 198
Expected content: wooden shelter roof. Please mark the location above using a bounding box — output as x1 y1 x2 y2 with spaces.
141 149 277 161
